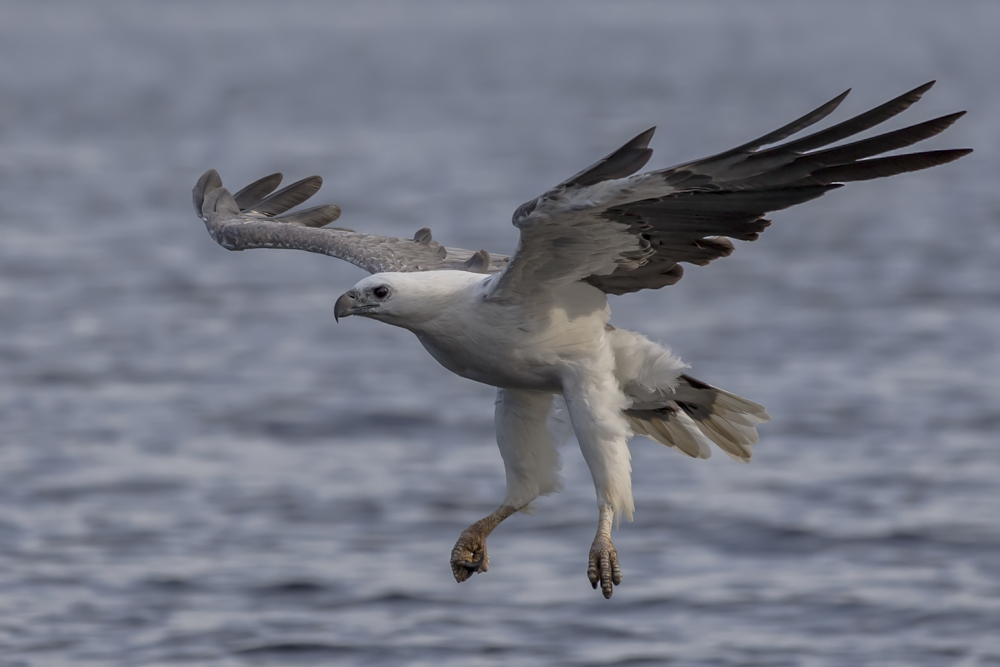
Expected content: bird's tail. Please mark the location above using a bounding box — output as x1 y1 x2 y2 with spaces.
625 375 770 462
606 326 769 461
625 402 715 459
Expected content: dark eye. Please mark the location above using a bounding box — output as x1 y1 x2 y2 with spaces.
373 286 390 299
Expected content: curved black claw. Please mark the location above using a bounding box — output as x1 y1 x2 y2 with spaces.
450 529 490 583
588 536 623 599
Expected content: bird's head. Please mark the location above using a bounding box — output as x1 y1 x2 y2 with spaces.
334 271 478 329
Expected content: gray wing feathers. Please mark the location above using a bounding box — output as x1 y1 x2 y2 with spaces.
559 127 656 188
231 172 282 211
193 168 223 215
201 183 241 219
727 88 850 153
195 170 509 275
196 83 969 294
578 81 970 295
272 205 347 229
245 176 323 217
588 186 835 295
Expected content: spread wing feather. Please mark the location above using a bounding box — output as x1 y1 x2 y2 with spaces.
559 127 656 188
195 82 968 293
194 169 509 275
487 81 970 299
231 172 283 211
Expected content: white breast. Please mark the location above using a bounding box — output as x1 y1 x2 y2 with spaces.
413 279 611 391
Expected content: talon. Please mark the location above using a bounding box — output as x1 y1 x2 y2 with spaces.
588 536 622 599
462 551 486 571
450 530 490 583
449 506 515 584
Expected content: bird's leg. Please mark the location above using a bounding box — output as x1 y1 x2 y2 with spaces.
450 504 518 582
588 503 622 599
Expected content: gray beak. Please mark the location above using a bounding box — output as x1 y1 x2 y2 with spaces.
334 291 356 322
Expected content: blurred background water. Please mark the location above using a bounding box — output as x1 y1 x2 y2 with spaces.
1 1 998 665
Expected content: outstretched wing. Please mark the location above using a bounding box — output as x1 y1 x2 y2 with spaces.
194 169 509 275
487 81 971 300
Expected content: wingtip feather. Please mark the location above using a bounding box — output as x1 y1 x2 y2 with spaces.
193 169 223 218
249 175 324 217
272 204 343 228
232 172 283 211
633 126 657 148
201 186 240 220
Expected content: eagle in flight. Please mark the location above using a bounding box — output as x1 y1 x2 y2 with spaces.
194 82 968 598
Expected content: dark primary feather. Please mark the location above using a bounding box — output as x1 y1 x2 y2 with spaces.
787 111 965 167
583 81 971 295
755 80 936 157
728 113 967 189
708 88 851 161
589 188 837 294
272 204 348 229
232 172 282 211
247 176 324 217
558 127 656 189
804 149 971 184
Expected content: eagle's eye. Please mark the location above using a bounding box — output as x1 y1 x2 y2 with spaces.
373 285 390 300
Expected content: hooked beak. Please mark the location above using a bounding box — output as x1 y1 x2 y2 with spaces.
334 291 356 322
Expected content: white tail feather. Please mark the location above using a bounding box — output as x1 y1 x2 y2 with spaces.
609 327 769 462
625 403 713 459
624 374 769 462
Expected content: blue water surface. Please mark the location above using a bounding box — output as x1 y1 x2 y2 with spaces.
1 2 998 665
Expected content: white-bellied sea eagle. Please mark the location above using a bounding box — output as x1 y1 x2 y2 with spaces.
194 81 969 598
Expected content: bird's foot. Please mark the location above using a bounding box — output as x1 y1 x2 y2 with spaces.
588 534 623 599
450 526 490 582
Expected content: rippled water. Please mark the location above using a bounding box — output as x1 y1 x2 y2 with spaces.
2 1 999 665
